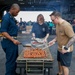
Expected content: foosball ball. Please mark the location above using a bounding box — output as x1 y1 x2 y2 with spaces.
24 48 46 58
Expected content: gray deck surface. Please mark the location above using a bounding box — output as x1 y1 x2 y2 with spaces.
0 34 75 75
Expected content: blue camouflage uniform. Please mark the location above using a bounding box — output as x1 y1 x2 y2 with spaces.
32 22 49 38
1 13 18 75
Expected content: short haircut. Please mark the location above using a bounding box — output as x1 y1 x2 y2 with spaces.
50 11 61 17
11 3 20 10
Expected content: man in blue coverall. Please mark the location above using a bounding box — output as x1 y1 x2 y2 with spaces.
0 4 20 75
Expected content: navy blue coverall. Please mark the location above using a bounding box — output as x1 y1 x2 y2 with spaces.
1 13 18 75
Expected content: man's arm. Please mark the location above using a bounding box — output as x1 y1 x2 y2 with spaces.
44 33 49 42
49 37 57 46
2 32 20 45
51 37 57 42
62 23 75 53
32 33 35 39
64 35 75 49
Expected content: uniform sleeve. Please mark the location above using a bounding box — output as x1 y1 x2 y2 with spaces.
31 23 35 33
1 17 9 32
64 25 74 38
45 24 49 33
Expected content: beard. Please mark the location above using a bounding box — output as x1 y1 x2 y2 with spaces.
12 13 18 17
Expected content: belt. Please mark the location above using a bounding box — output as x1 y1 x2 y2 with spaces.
3 36 17 39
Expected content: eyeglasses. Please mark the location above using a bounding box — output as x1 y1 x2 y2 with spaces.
51 18 56 22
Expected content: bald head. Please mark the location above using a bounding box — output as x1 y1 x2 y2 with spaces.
10 3 20 16
11 3 20 10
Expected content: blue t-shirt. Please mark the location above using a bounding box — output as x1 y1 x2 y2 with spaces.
32 23 49 38
1 13 18 36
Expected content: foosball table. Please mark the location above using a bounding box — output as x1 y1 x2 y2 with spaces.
16 46 54 75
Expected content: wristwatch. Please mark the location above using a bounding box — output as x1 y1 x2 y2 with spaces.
64 46 70 52
64 46 68 50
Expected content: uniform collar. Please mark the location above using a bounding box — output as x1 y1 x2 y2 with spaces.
8 12 14 19
37 22 44 26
